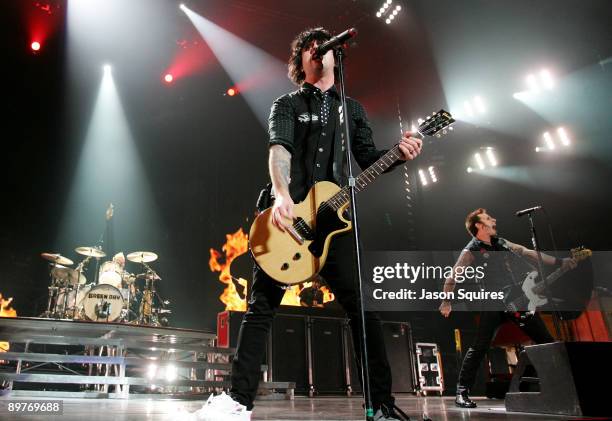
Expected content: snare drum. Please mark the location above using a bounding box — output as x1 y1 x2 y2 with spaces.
82 284 125 322
99 261 123 289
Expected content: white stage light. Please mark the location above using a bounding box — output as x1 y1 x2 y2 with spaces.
103 64 111 74
485 148 497 166
418 169 428 186
165 365 178 382
428 166 438 183
543 131 555 150
540 69 554 89
473 96 486 113
475 153 485 170
467 167 473 173
147 363 157 380
557 127 570 146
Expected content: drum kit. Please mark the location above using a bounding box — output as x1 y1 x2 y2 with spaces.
40 247 171 326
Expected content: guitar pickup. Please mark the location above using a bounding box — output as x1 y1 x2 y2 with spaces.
293 217 315 241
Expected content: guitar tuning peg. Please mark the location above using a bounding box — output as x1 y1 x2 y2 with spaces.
449 126 454 131
435 133 441 138
442 129 447 135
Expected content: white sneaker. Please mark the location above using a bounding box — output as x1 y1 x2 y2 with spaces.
373 405 403 421
193 392 252 421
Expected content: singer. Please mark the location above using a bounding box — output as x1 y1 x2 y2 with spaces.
438 208 577 409
193 27 421 421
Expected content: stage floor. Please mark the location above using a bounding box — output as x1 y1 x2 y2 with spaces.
0 395 589 421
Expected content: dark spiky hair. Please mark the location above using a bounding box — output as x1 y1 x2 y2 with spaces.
287 27 337 86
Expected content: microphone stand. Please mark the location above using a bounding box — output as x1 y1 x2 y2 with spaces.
335 46 374 421
525 212 562 339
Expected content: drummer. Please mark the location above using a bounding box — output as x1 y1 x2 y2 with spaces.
113 252 126 270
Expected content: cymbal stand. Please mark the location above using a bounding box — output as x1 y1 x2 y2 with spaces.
72 256 92 319
41 267 59 318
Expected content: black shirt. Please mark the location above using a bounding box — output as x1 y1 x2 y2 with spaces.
268 82 397 202
464 236 525 290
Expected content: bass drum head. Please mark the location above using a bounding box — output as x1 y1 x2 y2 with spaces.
82 284 124 322
99 261 123 289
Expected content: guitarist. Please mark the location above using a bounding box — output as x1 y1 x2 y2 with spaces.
439 208 577 409
197 27 422 421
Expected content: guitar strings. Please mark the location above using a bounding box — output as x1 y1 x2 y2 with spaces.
291 121 445 232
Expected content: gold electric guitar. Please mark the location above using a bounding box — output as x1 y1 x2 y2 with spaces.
249 110 455 285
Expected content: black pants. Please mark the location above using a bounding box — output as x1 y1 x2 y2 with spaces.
457 311 554 390
230 234 393 410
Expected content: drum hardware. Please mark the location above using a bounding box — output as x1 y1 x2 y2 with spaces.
40 253 76 318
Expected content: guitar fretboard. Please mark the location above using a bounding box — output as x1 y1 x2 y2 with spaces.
326 145 403 211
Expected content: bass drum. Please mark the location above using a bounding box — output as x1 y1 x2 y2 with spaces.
98 261 123 289
82 284 125 322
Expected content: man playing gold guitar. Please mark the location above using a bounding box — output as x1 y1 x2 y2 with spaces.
196 27 423 421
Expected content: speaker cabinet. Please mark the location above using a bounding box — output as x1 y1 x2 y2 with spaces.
505 342 612 417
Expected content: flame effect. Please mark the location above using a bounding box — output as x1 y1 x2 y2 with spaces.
209 228 335 311
209 228 250 312
0 293 17 354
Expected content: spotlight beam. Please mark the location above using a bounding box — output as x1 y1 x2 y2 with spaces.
181 6 293 127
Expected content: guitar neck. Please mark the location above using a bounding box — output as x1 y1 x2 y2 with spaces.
532 266 569 295
326 145 403 210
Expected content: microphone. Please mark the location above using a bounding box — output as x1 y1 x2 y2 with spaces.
313 28 358 59
515 205 543 217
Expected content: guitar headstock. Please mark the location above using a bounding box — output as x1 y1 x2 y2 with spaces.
418 109 455 138
570 246 592 262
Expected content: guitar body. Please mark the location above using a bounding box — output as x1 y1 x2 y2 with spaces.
521 271 548 312
249 181 351 285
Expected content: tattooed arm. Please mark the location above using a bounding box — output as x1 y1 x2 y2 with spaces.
439 249 475 317
269 145 294 231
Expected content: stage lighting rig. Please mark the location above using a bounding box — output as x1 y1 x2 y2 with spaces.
525 68 555 92
535 127 572 152
376 0 402 24
467 147 498 173
418 166 438 186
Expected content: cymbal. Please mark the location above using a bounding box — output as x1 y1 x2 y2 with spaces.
127 251 158 263
51 266 86 285
75 246 106 258
41 253 73 266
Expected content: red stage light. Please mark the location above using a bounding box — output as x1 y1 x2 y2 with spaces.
227 88 236 96
164 73 174 83
31 41 41 51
